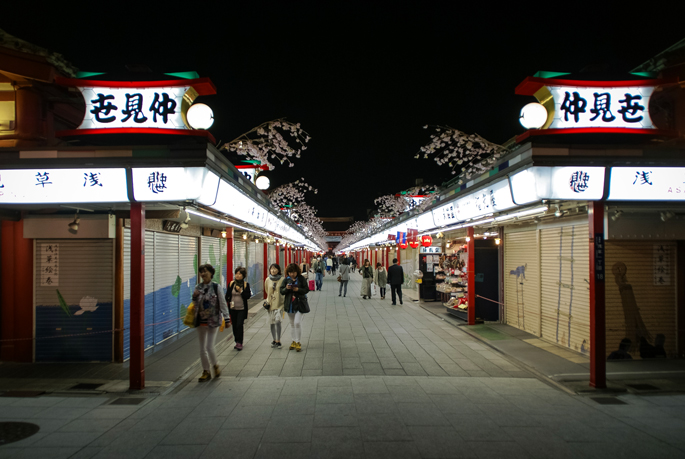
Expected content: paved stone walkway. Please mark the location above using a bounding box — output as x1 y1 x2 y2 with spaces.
1 274 684 458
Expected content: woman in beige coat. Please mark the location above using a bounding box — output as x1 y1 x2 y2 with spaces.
264 263 286 348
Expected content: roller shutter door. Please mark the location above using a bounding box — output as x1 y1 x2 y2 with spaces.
154 233 179 344
144 231 155 350
504 229 541 336
540 224 590 354
124 229 131 360
201 236 226 285
400 247 417 289
268 244 276 270
179 236 198 333
254 243 264 297
605 241 677 359
247 242 259 297
35 239 114 362
234 240 247 273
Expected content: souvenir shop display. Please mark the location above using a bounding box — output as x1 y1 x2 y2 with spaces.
443 245 469 321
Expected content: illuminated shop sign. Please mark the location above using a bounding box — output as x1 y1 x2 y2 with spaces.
510 166 605 204
432 179 516 227
132 167 214 201
0 168 128 203
608 167 685 200
55 77 216 139
515 77 676 137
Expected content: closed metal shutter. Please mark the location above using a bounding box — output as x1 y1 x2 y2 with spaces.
144 232 155 350
254 243 264 297
268 244 276 270
605 240 677 359
234 240 247 272
35 239 114 362
247 242 259 297
123 228 131 360
179 235 199 332
153 233 179 344
201 236 226 285
540 224 590 354
504 229 541 336
400 248 417 289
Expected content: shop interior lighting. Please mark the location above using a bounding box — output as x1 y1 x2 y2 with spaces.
493 205 549 222
495 238 501 245
221 230 227 238
554 206 563 217
242 233 247 240
465 236 471 242
611 210 623 222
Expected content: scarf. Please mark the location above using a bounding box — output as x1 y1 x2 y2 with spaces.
234 279 245 290
269 274 283 282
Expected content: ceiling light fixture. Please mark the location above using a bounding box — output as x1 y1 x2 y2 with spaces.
68 210 80 232
611 210 623 222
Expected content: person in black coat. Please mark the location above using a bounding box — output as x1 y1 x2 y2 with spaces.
280 263 310 351
226 267 252 350
387 258 404 305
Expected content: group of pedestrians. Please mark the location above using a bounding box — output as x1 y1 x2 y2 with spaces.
357 258 404 304
191 261 310 382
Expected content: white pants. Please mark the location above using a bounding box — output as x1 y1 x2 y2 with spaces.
288 312 304 342
197 326 219 371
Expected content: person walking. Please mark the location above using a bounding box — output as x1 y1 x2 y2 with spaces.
192 264 229 382
281 263 310 352
374 262 388 300
264 263 285 349
227 267 252 350
338 258 350 297
326 256 333 274
387 258 404 305
360 259 373 299
331 256 338 275
312 256 324 291
350 256 357 273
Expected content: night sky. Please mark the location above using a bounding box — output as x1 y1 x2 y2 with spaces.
5 3 684 224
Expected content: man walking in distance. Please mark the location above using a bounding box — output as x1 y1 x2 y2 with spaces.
387 258 404 305
312 256 324 291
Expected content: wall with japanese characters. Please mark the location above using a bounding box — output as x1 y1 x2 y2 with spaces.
605 241 677 360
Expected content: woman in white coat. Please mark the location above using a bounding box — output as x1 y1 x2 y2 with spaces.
359 259 373 299
264 263 286 348
373 262 388 300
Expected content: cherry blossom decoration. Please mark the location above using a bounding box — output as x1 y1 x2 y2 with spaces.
417 125 507 185
269 179 326 248
374 185 439 218
221 119 311 170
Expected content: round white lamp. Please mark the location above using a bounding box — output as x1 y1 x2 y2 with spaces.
187 103 214 129
519 102 548 129
255 175 271 190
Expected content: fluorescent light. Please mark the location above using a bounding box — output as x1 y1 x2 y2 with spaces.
494 205 549 222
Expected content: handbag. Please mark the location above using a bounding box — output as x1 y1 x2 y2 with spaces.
337 275 342 282
263 301 271 311
295 295 310 313
183 302 196 327
219 316 226 332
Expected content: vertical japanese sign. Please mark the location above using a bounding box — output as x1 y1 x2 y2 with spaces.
653 244 672 286
594 235 604 281
40 243 59 286
407 228 418 244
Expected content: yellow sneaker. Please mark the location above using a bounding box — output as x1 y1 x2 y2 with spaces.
296 342 302 352
198 370 211 382
289 341 297 350
213 364 221 377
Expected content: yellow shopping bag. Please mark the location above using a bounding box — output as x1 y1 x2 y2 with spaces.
219 316 226 332
183 302 196 327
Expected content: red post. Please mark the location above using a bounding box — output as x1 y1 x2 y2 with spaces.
226 228 234 286
264 242 268 299
385 248 389 268
130 202 145 390
467 226 476 326
589 201 606 388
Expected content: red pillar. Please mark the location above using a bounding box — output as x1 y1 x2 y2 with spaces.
385 248 389 268
226 228 234 286
467 226 476 326
130 202 145 390
264 242 268 299
589 201 606 388
397 246 401 264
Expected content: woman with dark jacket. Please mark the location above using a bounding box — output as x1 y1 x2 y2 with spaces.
360 259 373 299
226 267 252 351
280 263 310 352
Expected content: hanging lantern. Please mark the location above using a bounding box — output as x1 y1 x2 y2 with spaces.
420 235 432 247
399 242 408 250
409 240 420 249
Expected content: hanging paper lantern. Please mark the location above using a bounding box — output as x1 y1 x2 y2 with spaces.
399 242 408 250
409 240 420 249
421 235 432 247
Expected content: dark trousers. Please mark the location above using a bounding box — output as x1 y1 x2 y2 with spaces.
229 308 248 344
390 284 403 304
380 287 386 298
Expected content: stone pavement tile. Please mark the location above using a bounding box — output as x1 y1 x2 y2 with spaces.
411 426 478 458
342 358 363 369
0 406 47 419
302 370 323 376
161 416 224 445
361 362 385 375
90 430 168 459
471 441 533 459
145 445 205 459
262 414 314 442
451 359 485 371
78 406 140 420
363 441 420 459
69 446 104 459
429 395 483 415
344 369 366 376
161 393 211 409
417 378 461 395
201 428 264 459
31 406 91 420
383 368 408 376
188 399 239 418
57 418 123 432
273 394 316 415
253 442 311 459
445 414 513 442
466 370 491 377
32 431 104 448
317 385 354 404
354 393 398 414
387 384 433 404
392 351 418 363
358 412 411 442
222 405 274 429
239 388 282 406
0 446 82 459
503 426 576 459
379 358 404 369
53 397 109 409
351 378 388 394
9 396 66 407
401 363 428 376
620 416 685 444
86 418 138 447
310 426 364 459
383 376 418 386
397 402 448 426
314 403 358 427
478 404 541 427
322 364 344 376
280 379 318 395
134 407 193 431
238 365 265 378
359 353 380 363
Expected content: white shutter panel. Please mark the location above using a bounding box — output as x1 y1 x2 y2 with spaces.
124 228 131 360
179 235 199 332
153 233 180 344
254 243 264 297
144 231 155 350
504 229 541 336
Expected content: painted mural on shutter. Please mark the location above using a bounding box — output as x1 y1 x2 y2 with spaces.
605 240 677 359
178 236 198 333
247 242 260 298
144 231 155 350
503 229 541 336
540 224 590 355
123 228 131 361
268 244 276 271
254 243 264 297
234 240 248 276
201 236 226 286
35 239 114 362
154 233 179 343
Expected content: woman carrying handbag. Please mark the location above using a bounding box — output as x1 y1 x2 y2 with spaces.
264 263 286 349
280 263 310 352
226 267 252 351
360 259 373 299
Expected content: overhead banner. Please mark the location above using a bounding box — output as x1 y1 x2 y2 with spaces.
510 166 606 204
608 167 685 200
432 178 516 227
